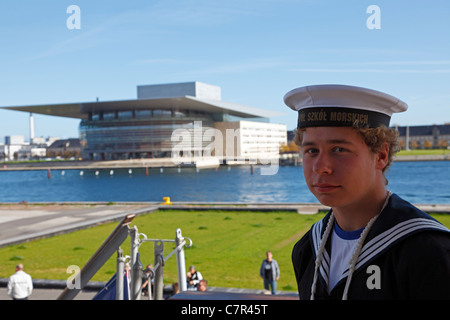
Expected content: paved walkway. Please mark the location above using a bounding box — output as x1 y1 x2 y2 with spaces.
0 287 97 300
0 283 298 300
0 203 158 248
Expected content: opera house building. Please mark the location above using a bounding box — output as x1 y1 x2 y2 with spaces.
4 82 287 165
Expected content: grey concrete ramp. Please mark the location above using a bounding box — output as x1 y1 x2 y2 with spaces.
0 204 158 248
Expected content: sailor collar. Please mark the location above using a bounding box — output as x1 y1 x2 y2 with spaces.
310 193 449 295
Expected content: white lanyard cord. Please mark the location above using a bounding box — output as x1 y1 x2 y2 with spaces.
310 191 391 300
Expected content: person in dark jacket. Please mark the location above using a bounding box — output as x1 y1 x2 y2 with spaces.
284 84 450 300
260 251 280 294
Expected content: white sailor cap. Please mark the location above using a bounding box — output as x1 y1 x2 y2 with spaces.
283 84 408 128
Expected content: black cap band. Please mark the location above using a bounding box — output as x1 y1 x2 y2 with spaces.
297 107 391 129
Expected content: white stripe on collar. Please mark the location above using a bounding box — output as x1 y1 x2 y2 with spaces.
343 217 449 277
312 216 449 286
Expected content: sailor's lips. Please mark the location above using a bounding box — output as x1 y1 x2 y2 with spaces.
312 183 341 193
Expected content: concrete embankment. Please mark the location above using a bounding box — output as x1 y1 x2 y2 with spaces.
0 203 158 248
393 154 450 162
0 153 448 172
0 158 183 171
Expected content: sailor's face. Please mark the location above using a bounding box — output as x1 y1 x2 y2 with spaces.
301 127 378 208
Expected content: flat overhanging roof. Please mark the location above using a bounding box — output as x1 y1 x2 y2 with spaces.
3 102 85 119
2 96 284 120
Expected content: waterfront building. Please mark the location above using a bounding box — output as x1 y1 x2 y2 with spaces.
0 135 47 161
3 82 286 164
47 139 81 159
1 135 28 160
214 120 287 163
396 124 450 149
286 123 450 150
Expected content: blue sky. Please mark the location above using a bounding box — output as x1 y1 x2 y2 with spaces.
0 0 449 140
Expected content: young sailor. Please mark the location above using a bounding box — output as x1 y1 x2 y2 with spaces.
285 84 450 300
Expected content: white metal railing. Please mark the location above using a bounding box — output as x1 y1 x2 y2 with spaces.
57 208 192 300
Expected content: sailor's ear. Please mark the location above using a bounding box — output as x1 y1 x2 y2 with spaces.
375 142 389 171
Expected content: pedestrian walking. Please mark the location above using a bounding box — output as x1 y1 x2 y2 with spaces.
7 264 33 300
259 251 280 294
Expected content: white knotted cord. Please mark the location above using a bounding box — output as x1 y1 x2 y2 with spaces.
310 191 392 300
341 213 379 300
310 213 335 300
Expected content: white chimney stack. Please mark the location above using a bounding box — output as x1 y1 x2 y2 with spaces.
29 113 35 144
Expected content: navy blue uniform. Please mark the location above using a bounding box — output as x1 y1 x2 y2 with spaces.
292 194 450 300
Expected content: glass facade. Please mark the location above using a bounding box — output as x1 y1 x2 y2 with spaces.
79 108 215 160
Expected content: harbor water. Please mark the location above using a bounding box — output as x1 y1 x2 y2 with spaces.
0 161 448 204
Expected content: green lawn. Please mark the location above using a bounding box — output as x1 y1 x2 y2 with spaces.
396 149 450 156
1 210 449 291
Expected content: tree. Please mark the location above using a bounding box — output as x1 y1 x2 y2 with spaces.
279 143 289 153
280 141 300 154
438 139 447 149
409 140 419 149
288 141 300 153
